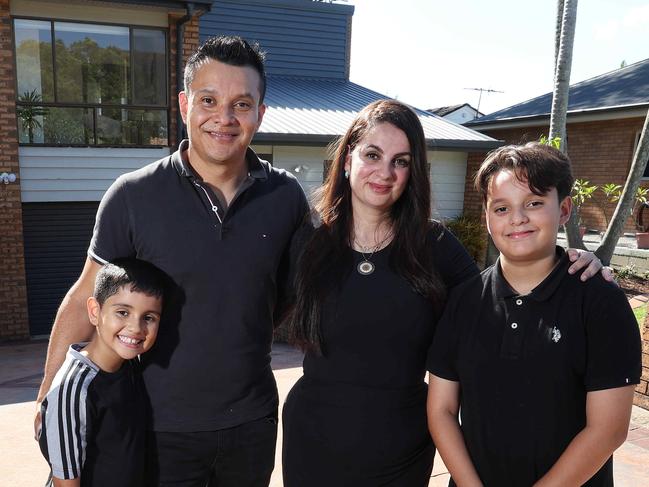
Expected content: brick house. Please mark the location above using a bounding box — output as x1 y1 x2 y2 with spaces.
1 0 499 341
1 0 212 340
463 59 649 234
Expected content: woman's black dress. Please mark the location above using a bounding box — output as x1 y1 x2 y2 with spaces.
282 226 477 486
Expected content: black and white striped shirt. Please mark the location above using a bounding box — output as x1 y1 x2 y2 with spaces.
39 344 146 486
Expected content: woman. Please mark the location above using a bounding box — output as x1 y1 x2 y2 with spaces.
282 100 603 486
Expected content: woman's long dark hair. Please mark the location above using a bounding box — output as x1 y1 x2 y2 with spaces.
288 100 447 354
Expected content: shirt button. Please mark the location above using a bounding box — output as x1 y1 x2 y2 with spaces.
511 322 518 329
516 299 523 305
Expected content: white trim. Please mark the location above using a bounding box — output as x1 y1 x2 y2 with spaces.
87 250 108 266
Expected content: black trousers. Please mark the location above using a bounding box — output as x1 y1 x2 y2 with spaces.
145 415 278 487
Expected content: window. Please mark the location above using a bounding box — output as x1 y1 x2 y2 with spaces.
14 19 168 147
635 131 649 179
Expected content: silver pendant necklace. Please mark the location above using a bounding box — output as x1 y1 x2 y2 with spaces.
354 231 392 276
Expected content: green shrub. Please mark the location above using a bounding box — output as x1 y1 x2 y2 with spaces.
444 214 486 263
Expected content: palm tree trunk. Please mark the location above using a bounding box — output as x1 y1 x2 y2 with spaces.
596 111 649 264
554 0 565 74
549 0 583 248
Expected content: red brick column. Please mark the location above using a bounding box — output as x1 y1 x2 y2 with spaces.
168 14 201 149
0 0 30 340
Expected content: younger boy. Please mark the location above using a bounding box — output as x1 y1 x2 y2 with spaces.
427 142 641 486
38 258 165 487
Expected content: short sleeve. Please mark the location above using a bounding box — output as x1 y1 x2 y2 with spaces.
88 176 135 264
583 280 642 392
427 286 464 381
430 224 480 289
39 366 94 480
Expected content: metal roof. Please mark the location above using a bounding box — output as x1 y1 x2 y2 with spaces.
467 58 649 127
256 77 500 150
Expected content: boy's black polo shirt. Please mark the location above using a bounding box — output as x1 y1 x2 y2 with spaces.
428 248 641 487
89 140 309 432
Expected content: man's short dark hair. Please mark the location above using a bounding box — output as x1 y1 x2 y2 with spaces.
94 258 167 307
474 142 574 203
184 35 267 103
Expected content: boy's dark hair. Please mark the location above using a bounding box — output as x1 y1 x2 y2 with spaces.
474 142 574 203
94 258 166 306
184 35 267 103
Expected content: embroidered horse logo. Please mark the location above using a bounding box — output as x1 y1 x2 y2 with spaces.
551 326 562 343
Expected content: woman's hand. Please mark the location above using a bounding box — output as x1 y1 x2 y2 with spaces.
566 249 614 282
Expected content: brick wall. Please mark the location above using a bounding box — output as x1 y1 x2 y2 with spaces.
464 118 649 234
0 0 29 340
168 14 201 148
634 313 649 410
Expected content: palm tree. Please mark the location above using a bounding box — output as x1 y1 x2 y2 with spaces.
16 90 49 143
548 0 582 248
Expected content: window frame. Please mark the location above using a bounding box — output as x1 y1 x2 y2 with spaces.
12 15 170 148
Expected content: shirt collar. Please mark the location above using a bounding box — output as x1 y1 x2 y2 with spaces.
171 139 268 182
491 246 569 302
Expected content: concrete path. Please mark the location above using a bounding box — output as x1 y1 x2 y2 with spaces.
1 341 648 486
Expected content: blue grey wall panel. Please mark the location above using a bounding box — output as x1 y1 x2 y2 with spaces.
200 0 353 79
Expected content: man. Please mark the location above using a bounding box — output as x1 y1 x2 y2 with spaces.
35 36 309 486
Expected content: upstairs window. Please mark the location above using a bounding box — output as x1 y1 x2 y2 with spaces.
14 19 168 147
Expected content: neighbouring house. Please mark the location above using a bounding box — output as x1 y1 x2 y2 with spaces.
0 0 499 341
463 58 649 235
428 103 483 124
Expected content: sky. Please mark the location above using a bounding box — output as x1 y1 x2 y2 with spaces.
347 0 649 115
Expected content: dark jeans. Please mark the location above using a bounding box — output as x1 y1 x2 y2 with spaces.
145 415 278 487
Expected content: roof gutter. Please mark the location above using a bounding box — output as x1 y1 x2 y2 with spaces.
466 103 649 131
253 133 503 151
175 2 195 148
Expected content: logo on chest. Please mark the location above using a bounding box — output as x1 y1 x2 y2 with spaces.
551 326 562 343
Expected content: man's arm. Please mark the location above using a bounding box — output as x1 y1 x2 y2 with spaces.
427 374 484 487
34 258 102 437
53 476 81 487
533 385 634 487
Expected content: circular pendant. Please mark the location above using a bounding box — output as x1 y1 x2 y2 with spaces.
357 260 375 275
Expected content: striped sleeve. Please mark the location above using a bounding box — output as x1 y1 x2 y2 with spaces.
40 356 98 480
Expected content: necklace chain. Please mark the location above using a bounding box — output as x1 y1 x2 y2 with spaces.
353 230 393 276
354 229 392 254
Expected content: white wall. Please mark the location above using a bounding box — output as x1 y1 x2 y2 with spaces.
21 144 467 210
252 145 328 203
19 147 170 202
429 150 467 220
252 144 468 218
444 107 480 125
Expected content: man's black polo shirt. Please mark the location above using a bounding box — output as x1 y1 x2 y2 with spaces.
89 139 309 432
428 248 641 487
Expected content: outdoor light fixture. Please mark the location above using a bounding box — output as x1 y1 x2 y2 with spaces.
292 165 309 174
0 172 17 184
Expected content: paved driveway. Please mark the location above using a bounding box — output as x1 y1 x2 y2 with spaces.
1 341 648 486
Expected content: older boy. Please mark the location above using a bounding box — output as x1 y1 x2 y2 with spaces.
427 142 641 486
39 259 166 486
